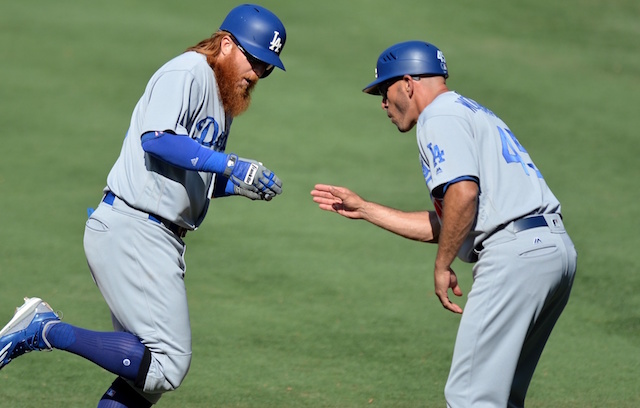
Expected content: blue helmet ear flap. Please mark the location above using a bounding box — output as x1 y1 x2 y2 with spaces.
363 41 448 95
219 4 286 75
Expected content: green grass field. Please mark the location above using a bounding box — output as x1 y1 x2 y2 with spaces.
1 0 639 406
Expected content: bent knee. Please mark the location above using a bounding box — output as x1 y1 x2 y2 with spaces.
143 352 192 394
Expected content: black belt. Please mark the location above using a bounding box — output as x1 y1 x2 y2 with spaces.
474 214 558 256
103 191 188 238
512 215 550 233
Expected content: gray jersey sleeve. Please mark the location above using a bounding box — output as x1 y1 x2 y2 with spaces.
139 70 203 136
419 113 479 192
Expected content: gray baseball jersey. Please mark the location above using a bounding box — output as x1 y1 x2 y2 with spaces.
417 91 561 262
106 51 230 230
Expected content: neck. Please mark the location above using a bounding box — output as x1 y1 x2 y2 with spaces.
416 82 449 113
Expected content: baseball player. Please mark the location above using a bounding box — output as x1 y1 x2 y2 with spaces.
311 41 577 407
0 4 286 407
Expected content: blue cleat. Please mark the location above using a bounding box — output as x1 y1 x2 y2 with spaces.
0 297 60 369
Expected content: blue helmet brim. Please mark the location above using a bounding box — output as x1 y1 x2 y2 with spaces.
363 77 389 95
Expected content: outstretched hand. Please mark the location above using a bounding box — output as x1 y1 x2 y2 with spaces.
310 184 367 219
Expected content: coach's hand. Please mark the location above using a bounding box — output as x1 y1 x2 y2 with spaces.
224 154 282 200
310 184 367 219
434 265 463 314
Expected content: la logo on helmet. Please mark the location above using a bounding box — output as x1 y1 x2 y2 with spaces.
269 31 283 54
437 50 447 70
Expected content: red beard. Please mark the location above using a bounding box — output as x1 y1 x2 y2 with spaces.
213 57 256 117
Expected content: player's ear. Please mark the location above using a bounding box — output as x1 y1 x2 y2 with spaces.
403 75 414 97
220 35 234 57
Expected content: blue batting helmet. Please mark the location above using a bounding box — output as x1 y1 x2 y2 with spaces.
363 41 448 95
219 4 286 78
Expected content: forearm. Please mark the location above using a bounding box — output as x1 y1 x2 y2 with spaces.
360 202 440 243
141 131 231 174
142 131 281 201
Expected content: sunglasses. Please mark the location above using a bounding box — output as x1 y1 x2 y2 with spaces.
378 78 399 100
231 37 274 74
379 76 427 99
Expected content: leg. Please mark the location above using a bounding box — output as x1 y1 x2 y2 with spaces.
44 323 152 387
445 230 575 408
0 201 191 406
508 233 577 407
84 201 192 400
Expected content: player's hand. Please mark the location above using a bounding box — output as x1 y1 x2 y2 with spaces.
310 184 366 219
434 265 463 314
223 177 262 200
224 154 282 200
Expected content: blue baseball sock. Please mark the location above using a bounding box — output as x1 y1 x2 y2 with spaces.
97 377 153 408
45 323 151 384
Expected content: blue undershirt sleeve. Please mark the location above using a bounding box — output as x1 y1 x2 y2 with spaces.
140 131 230 174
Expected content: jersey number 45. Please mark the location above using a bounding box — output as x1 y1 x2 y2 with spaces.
498 126 543 178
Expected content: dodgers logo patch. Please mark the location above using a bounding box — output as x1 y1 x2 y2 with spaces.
427 143 445 165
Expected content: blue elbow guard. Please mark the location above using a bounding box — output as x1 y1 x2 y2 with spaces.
141 131 229 174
